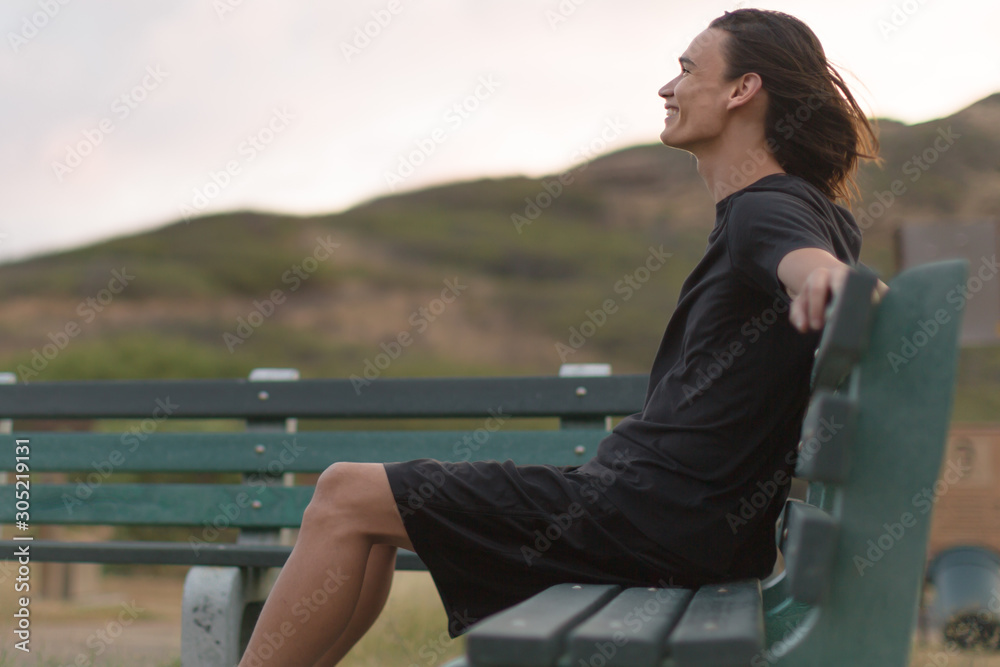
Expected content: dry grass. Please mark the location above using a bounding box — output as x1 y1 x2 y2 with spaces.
0 569 462 667
910 646 1000 667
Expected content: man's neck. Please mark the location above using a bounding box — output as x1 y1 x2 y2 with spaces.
693 138 787 203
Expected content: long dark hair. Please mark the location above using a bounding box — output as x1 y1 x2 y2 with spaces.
709 9 879 203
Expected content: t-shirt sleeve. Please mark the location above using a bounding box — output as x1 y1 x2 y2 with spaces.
726 191 835 296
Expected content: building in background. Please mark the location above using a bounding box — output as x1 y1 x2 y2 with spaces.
896 220 1000 344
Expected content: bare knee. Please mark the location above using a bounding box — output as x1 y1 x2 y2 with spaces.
304 462 408 547
309 462 370 518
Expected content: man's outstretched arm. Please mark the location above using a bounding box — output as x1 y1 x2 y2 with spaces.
777 247 889 333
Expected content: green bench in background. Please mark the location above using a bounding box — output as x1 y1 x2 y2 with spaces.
1 259 966 666
0 363 643 664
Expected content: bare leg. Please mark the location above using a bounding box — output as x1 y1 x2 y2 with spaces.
238 463 411 667
312 543 397 666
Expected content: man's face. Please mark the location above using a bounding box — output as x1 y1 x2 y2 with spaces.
658 28 734 152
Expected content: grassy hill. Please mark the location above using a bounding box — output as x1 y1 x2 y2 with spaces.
2 92 999 417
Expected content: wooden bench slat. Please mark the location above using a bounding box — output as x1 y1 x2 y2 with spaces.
0 540 426 569
0 374 646 420
778 500 839 605
567 587 693 667
811 269 877 390
795 391 858 483
0 430 607 473
466 583 620 667
668 579 764 667
0 484 313 527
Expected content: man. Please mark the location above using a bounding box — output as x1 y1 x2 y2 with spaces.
239 9 887 666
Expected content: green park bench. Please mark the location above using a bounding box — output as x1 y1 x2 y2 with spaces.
1 259 966 667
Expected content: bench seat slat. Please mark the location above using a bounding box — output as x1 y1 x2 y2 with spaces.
0 484 313 527
0 430 607 473
568 587 694 667
0 539 426 569
668 579 764 667
466 583 620 667
0 374 646 420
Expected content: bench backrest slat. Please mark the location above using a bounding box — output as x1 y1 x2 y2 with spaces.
0 375 647 420
810 269 877 390
0 430 607 474
794 390 858 483
0 483 313 528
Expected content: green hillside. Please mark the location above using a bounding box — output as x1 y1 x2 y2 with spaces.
2 93 999 417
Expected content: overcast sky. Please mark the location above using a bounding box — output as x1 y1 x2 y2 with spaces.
2 0 997 263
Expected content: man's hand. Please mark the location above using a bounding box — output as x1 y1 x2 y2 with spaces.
777 248 889 333
788 264 850 332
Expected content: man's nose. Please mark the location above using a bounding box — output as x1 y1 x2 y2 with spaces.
658 77 678 99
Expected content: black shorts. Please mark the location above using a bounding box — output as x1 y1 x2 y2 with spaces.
382 458 702 638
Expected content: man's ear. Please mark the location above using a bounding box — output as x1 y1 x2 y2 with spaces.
726 72 764 110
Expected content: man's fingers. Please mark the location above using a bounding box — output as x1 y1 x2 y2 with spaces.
790 299 805 331
806 270 832 330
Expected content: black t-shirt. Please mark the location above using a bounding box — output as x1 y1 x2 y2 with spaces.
581 172 862 581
